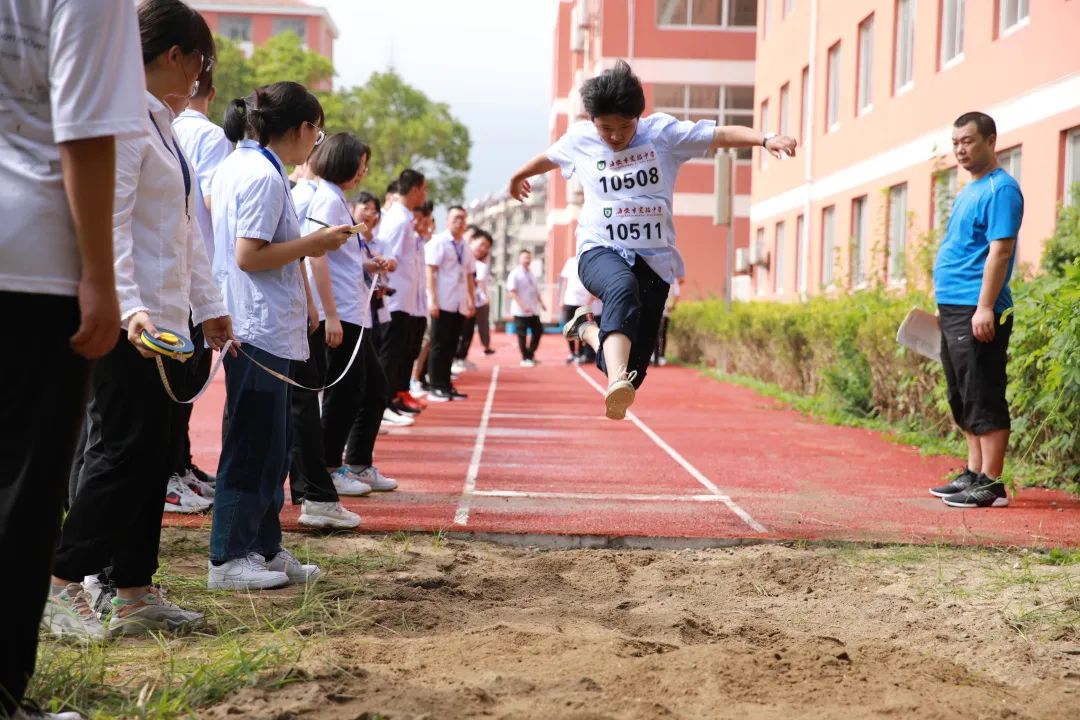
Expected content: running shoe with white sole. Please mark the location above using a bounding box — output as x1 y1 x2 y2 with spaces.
604 369 638 421
381 408 415 426
164 474 212 513
11 706 84 720
451 359 467 375
107 587 203 637
181 469 215 500
942 478 1009 508
353 465 398 492
409 379 429 398
298 500 362 529
330 467 372 496
207 553 290 590
562 305 594 341
266 549 320 585
41 583 107 641
519 359 536 367
929 468 979 498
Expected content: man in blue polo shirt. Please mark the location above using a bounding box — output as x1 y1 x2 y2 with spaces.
929 111 1024 509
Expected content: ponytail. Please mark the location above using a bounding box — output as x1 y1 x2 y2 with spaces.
219 81 323 147
223 97 248 143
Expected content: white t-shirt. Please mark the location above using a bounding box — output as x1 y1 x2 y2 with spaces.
559 255 592 306
0 0 146 296
291 177 318 224
507 265 541 317
663 279 682 317
545 113 715 284
377 202 425 317
474 259 491 308
303 180 372 329
425 230 476 313
173 108 233 263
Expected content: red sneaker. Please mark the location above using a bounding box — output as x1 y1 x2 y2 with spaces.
402 392 427 410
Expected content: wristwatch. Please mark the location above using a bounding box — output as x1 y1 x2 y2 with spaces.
762 132 777 148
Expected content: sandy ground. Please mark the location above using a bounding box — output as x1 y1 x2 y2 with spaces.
178 531 1080 720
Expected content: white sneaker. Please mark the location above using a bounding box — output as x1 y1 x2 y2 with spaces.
165 474 212 514
381 408 415 426
298 500 361 529
353 465 398 492
657 357 668 367
330 467 372 496
41 583 107 641
451 359 467 374
409 379 428 398
208 553 289 590
107 586 203 637
181 469 215 499
266 549 320 585
11 708 85 719
605 369 638 421
520 359 536 367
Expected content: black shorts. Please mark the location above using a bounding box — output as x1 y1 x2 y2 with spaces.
938 304 1012 435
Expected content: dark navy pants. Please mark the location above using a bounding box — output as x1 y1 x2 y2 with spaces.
577 247 670 389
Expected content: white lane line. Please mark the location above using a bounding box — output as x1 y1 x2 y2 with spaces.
574 367 768 533
474 490 731 503
453 365 500 526
489 412 589 420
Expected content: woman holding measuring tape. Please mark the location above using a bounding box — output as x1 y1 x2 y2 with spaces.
208 81 353 590
508 61 796 419
45 0 235 640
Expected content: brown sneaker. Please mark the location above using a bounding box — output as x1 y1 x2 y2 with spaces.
604 369 638 420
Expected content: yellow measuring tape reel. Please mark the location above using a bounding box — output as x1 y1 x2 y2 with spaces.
140 328 195 361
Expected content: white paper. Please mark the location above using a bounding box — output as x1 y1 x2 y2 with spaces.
896 308 942 363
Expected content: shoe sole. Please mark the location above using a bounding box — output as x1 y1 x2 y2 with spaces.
942 497 1009 508
928 488 958 498
109 615 202 637
605 381 636 420
369 485 398 492
164 503 208 514
43 621 108 643
334 487 372 496
207 576 290 590
562 306 592 340
298 514 361 529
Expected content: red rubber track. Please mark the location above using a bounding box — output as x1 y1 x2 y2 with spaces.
169 332 1080 548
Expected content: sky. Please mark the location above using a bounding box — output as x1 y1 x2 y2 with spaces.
318 0 558 205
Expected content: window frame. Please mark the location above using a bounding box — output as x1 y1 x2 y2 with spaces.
653 83 755 160
826 41 841 131
893 0 915 95
932 167 958 230
778 82 790 137
998 0 1030 37
795 213 807 294
774 220 786 294
887 183 908 283
851 195 869 287
800 65 810 143
760 98 771 168
219 14 253 42
939 0 965 69
1064 127 1080 207
996 145 1022 183
857 14 874 114
656 0 760 30
271 16 308 42
821 205 836 287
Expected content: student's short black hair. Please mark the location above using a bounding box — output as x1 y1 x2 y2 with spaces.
472 229 493 245
385 180 399 196
519 248 532 256
580 60 645 119
223 81 324 145
309 133 371 185
397 169 426 195
138 0 214 66
356 191 381 214
413 200 434 216
466 223 483 236
447 205 466 215
953 111 997 140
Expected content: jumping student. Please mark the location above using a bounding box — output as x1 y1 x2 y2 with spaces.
508 60 796 418
0 0 146 714
208 81 354 590
304 133 398 505
426 206 476 401
506 249 546 367
46 0 235 640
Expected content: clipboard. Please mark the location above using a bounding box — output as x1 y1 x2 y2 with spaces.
896 307 942 362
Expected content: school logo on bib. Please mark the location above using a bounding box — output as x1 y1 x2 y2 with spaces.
603 207 612 218
596 160 606 171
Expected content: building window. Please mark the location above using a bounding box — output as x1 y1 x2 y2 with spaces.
997 145 1022 182
932 167 958 230
657 0 758 28
219 15 252 42
1065 127 1080 206
894 0 915 93
800 66 809 142
940 0 965 67
852 195 868 286
795 214 807 294
821 205 836 286
778 83 790 136
760 99 770 168
755 226 767 295
653 84 754 158
783 0 794 17
887 183 908 282
826 42 840 131
857 15 874 113
271 16 307 43
774 221 786 294
999 0 1029 34
762 0 772 37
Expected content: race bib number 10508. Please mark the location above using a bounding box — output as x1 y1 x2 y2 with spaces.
592 143 663 201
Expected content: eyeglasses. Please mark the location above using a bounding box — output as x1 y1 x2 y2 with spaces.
196 53 216 75
306 121 325 147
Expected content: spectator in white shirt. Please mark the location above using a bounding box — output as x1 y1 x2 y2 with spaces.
425 206 476 401
652 276 682 366
289 161 319 222
506 249 546 366
0 0 145 715
557 254 594 364
48 0 235 644
455 227 495 363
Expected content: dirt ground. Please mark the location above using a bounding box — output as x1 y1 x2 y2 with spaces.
177 530 1080 720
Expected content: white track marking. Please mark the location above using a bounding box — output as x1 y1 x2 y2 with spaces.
474 490 730 503
489 412 589 420
574 367 768 533
453 365 500 526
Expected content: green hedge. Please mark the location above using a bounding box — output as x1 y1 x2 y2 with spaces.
669 261 1080 488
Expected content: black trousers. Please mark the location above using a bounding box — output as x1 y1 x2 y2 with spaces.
939 304 1013 435
407 315 427 387
323 323 388 468
652 316 670 362
288 325 338 504
455 313 475 360
561 304 580 354
0 292 90 716
378 310 417 401
53 332 175 589
514 315 543 360
428 310 463 390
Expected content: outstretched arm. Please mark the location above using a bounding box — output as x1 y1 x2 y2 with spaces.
509 153 560 201
711 126 798 159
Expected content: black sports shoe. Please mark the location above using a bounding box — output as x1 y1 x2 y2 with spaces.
429 388 454 402
929 467 979 498
942 476 1009 508
391 399 420 415
188 463 215 485
483 347 496 355
449 386 468 400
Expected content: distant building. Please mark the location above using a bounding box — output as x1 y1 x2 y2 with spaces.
191 0 337 89
469 177 549 320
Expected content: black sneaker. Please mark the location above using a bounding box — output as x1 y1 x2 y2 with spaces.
562 305 594 341
942 477 1009 508
929 467 979 498
188 463 215 485
483 347 496 355
429 388 454 402
391 399 420 415
449 386 468 400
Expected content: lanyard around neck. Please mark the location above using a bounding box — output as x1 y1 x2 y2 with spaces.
148 111 191 218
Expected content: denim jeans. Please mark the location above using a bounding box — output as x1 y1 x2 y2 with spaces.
210 345 292 564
